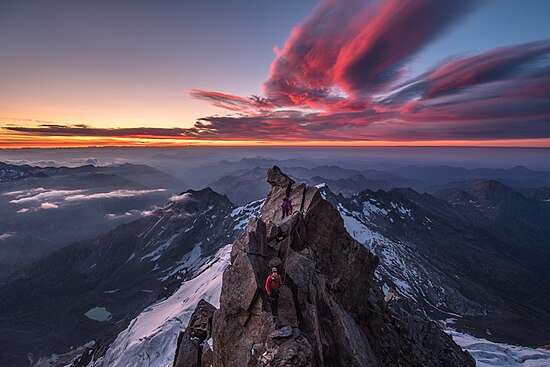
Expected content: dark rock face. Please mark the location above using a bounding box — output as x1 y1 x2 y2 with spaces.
187 167 475 366
173 299 217 367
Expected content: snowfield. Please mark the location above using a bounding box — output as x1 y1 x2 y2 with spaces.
448 329 550 367
91 245 231 367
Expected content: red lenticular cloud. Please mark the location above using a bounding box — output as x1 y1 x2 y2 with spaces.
333 0 477 98
262 0 476 107
402 41 550 101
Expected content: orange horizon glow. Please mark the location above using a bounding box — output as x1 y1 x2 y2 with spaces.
2 117 550 149
1 132 550 149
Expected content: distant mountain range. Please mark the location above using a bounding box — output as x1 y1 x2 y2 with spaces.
201 159 550 205
1 161 549 365
324 179 550 346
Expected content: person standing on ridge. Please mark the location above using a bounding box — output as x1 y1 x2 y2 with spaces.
265 267 283 317
281 197 293 218
286 197 293 216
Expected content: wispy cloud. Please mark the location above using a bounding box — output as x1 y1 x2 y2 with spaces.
185 0 550 143
4 124 188 138
169 192 193 203
8 188 167 212
9 189 85 204
105 207 159 220
4 187 48 198
0 232 15 241
40 202 59 210
263 0 477 107
189 89 268 113
64 189 166 202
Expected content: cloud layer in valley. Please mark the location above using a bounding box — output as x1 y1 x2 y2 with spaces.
4 188 167 212
105 208 159 220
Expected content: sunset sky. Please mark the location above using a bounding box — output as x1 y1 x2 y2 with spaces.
1 0 549 147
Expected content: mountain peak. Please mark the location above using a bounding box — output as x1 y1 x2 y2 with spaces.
511 165 530 172
468 179 515 200
171 187 232 206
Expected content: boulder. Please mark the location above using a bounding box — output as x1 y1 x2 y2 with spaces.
269 257 282 268
285 251 315 307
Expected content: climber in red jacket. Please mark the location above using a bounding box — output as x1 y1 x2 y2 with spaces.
265 267 283 317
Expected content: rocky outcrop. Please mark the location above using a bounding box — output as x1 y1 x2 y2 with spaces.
179 166 475 366
173 299 217 367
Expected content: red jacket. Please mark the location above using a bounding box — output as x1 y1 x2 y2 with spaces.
265 274 283 295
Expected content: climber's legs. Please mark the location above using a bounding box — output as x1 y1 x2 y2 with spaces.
282 206 289 219
270 290 279 316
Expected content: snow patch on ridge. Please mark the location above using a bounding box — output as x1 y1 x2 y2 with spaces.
231 199 263 231
140 233 181 262
363 200 388 217
160 242 204 281
337 204 385 250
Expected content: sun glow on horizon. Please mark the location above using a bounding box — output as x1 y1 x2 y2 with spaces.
2 129 550 149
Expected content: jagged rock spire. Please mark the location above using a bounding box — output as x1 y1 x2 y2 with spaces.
267 166 295 189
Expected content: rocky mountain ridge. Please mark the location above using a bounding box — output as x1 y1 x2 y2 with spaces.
175 167 474 366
